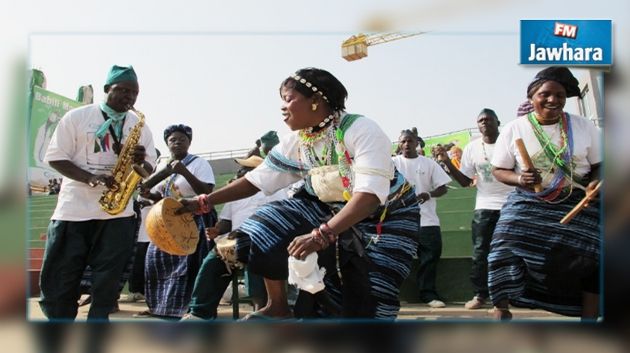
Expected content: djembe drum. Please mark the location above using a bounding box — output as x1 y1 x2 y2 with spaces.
145 197 198 255
214 233 245 269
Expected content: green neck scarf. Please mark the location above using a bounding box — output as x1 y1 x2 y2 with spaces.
97 102 127 139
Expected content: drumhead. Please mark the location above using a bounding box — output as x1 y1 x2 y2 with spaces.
145 197 199 255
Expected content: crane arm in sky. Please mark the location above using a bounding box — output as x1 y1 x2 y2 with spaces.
341 31 427 61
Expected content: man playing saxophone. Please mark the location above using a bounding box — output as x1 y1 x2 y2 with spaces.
40 65 157 321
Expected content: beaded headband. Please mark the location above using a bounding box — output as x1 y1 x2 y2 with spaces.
290 74 329 102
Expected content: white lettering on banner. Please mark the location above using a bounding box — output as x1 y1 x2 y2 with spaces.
554 22 578 39
33 91 62 108
527 43 603 62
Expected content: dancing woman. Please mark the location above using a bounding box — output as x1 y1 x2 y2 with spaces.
180 68 419 319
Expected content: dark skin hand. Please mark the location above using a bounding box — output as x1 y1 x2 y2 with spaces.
205 219 232 241
139 159 213 203
131 145 153 176
167 159 213 195
287 192 380 260
141 130 213 201
434 145 473 187
177 180 381 260
139 187 163 203
176 177 261 214
582 163 602 206
287 232 323 260
49 160 115 188
492 167 542 190
417 184 448 204
50 144 151 188
494 164 601 209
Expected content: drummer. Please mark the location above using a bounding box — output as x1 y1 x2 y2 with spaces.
183 154 288 320
135 124 216 319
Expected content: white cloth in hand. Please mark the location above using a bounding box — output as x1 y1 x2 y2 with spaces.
288 252 326 294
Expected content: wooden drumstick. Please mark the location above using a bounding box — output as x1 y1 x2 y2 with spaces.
560 180 602 224
515 138 542 192
139 164 174 190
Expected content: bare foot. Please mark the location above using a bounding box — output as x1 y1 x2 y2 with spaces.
492 307 513 321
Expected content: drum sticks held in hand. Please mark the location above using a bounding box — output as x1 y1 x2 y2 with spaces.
560 180 602 224
515 138 543 193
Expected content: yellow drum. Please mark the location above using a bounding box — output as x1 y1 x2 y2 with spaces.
145 197 199 256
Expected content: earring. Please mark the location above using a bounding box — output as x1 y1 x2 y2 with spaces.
311 103 318 111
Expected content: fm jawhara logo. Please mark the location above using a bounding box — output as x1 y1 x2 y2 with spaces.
520 20 612 66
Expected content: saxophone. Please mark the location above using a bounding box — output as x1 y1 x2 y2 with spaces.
99 108 147 215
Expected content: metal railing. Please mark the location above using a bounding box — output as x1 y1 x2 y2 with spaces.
162 128 482 164
195 148 250 161
157 148 251 164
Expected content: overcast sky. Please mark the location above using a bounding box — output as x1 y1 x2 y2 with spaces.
2 0 629 159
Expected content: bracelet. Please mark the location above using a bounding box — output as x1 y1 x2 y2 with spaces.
310 228 329 249
196 194 211 215
517 174 523 186
318 222 338 243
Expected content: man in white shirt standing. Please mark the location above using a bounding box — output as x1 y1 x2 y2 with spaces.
393 129 451 308
435 108 514 310
40 65 157 320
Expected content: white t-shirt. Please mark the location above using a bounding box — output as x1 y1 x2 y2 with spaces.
492 114 602 188
246 114 394 205
135 195 153 243
220 188 288 229
392 155 451 227
137 205 152 243
44 104 157 221
153 156 215 199
459 138 514 210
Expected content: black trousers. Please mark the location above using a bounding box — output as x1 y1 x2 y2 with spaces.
39 217 136 320
416 226 442 302
470 209 501 299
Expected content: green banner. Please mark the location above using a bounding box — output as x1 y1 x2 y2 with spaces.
29 86 83 187
391 129 473 156
422 130 472 157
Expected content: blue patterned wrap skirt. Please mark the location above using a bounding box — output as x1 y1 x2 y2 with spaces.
488 189 600 316
234 172 420 319
144 215 212 317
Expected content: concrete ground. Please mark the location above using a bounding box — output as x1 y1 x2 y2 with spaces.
28 295 575 322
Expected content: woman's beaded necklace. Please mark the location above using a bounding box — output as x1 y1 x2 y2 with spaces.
299 121 336 166
298 113 354 201
526 112 576 203
335 125 354 201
